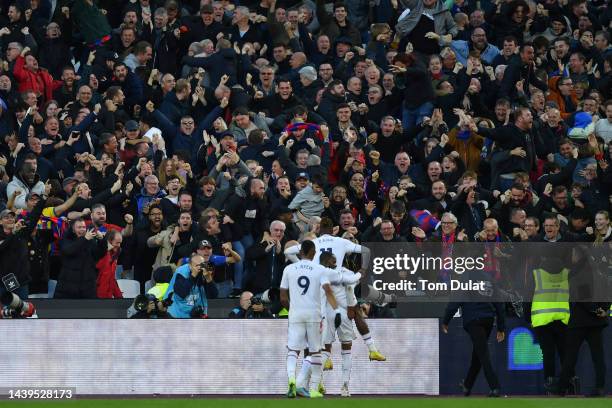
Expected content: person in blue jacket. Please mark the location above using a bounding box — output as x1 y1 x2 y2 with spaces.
164 254 218 318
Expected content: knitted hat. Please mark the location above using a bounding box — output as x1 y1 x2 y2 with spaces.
568 112 594 140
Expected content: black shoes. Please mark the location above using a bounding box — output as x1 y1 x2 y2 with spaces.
586 388 605 398
459 380 471 396
458 380 501 397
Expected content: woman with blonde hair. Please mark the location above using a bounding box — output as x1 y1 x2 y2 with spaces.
157 158 184 187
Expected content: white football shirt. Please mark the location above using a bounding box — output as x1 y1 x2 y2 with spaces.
326 266 357 309
312 234 362 267
280 259 331 323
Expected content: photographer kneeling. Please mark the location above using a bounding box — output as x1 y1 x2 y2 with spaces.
129 294 171 319
163 254 219 318
229 291 273 318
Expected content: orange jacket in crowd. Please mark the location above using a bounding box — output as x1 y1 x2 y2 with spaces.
446 128 485 172
546 76 578 120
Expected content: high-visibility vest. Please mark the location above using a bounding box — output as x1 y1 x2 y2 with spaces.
147 283 169 300
531 268 570 327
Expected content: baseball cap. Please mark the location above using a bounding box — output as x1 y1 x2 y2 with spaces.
355 153 366 165
220 131 235 140
201 4 213 13
198 240 213 249
62 177 78 188
0 209 16 218
296 171 310 180
25 191 41 201
125 120 139 132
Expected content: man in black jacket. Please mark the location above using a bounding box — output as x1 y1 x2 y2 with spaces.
450 187 487 240
251 78 304 119
556 246 611 397
54 218 107 299
129 204 165 293
224 178 269 295
442 296 506 397
499 44 547 102
245 220 286 295
183 5 223 48
0 184 48 299
474 108 537 190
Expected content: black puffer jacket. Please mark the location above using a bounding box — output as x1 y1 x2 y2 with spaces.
0 199 45 288
400 60 435 109
55 229 106 299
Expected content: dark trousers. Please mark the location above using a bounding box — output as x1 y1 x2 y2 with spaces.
534 320 567 378
464 317 500 390
558 326 606 390
53 281 97 299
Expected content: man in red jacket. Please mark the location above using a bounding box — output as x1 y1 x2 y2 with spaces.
96 229 123 299
12 46 62 103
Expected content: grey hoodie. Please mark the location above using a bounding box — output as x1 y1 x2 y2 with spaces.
288 185 324 217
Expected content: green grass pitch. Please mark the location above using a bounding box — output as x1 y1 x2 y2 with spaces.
1 398 609 408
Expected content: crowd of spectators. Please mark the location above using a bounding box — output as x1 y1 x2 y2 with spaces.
0 0 610 309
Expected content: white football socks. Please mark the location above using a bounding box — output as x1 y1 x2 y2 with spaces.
296 355 312 388
362 332 378 352
287 350 298 381
341 350 352 385
309 353 323 391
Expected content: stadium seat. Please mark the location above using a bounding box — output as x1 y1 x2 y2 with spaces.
48 280 57 298
144 280 154 293
117 279 141 298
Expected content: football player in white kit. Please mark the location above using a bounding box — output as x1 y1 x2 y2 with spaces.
320 251 359 396
284 218 387 366
280 240 342 399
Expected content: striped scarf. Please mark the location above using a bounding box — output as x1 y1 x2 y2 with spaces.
16 210 68 256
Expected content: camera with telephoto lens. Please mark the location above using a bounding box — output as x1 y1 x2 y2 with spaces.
133 294 171 314
251 287 280 306
1 291 36 318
